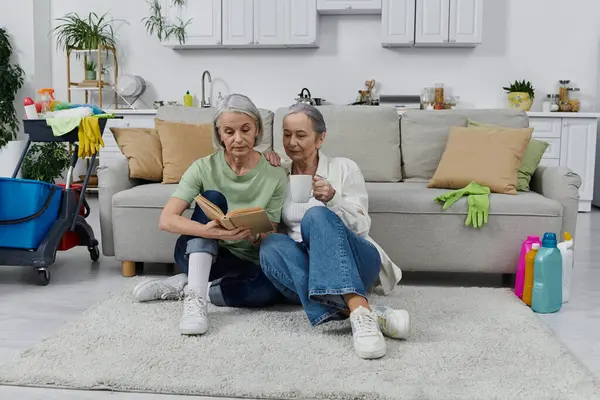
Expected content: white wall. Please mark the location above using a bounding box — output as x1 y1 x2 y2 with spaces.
40 0 600 112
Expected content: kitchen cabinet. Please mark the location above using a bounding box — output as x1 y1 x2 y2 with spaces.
223 0 317 47
381 0 416 47
528 113 599 212
317 0 382 14
414 0 482 47
223 0 254 46
162 0 222 48
254 0 286 46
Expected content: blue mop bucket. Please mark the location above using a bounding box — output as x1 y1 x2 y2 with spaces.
0 178 62 249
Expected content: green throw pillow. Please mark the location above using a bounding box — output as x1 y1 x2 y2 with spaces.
467 118 549 192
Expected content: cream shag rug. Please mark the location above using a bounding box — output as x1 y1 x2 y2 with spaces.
0 281 598 400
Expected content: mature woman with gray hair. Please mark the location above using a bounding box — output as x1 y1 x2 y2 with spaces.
260 103 409 360
132 93 288 336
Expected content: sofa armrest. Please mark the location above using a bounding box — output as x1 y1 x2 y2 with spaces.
530 166 582 238
97 157 141 256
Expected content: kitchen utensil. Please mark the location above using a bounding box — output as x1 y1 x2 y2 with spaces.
296 88 316 106
313 98 326 106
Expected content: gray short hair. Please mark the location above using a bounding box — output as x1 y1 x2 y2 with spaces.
284 103 327 135
212 93 263 151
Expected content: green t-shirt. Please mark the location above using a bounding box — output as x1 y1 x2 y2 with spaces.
172 151 288 264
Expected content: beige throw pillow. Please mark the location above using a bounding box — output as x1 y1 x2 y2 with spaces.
155 118 215 184
110 127 163 182
428 126 533 194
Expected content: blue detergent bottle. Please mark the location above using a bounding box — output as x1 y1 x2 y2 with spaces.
532 232 563 313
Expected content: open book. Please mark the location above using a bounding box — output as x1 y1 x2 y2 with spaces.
194 194 274 236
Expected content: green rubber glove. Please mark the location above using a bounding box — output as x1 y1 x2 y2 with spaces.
465 193 490 229
434 181 491 210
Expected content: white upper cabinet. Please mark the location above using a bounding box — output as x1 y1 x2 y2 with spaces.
449 0 483 45
317 0 382 14
415 0 450 45
254 0 287 46
162 0 222 48
288 0 318 46
223 0 254 46
415 0 482 46
381 0 416 47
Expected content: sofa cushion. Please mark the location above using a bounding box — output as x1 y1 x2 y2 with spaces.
273 105 402 182
112 183 190 209
428 126 533 194
156 105 274 152
155 119 215 184
110 127 163 182
366 182 562 217
400 109 529 181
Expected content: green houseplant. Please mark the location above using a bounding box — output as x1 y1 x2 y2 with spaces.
143 0 192 45
503 80 535 111
0 27 25 149
51 12 124 52
22 143 71 183
85 60 97 80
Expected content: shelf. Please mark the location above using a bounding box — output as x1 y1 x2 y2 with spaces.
69 86 114 92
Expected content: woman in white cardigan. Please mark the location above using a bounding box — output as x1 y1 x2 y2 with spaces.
260 104 409 360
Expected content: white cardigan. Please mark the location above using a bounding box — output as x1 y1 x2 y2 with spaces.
282 153 403 295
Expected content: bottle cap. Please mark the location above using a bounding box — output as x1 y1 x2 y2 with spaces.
542 232 558 248
532 243 540 250
24 97 34 106
564 232 572 241
186 91 190 94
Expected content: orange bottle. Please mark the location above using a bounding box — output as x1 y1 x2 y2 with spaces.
523 243 540 306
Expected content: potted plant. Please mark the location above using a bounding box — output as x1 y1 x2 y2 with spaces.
22 143 71 183
143 0 192 45
85 61 97 80
0 27 26 177
503 80 535 111
52 12 122 52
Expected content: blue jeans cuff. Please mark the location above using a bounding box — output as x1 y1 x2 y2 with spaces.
185 238 219 259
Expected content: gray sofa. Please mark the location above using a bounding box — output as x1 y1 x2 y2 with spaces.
98 105 582 277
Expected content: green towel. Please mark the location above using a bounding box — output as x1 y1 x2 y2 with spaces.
46 117 82 137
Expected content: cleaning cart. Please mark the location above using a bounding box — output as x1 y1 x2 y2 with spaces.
0 117 118 285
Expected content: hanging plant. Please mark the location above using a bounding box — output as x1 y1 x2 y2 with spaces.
22 143 71 183
143 0 192 45
0 27 25 149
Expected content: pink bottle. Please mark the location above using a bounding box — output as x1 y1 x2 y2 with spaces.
515 235 541 299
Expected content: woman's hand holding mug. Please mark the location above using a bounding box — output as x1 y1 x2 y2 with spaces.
313 175 335 203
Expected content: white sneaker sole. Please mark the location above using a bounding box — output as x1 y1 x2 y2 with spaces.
380 310 411 340
179 325 208 336
132 279 160 302
355 345 386 360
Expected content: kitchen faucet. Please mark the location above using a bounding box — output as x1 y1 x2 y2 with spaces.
201 70 212 108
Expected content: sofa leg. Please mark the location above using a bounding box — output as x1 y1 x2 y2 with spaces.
122 261 136 277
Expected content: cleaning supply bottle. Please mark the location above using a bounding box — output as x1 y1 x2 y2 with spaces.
24 97 39 119
184 91 193 107
515 235 541 299
523 243 540 307
532 232 563 314
557 232 574 303
37 88 55 117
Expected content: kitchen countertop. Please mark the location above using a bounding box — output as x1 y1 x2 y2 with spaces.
527 111 600 118
106 109 157 115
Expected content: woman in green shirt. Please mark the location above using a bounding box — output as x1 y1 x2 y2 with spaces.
132 94 288 336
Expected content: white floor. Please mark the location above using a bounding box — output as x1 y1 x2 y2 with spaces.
0 197 599 399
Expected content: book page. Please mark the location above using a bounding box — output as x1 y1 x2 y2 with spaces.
224 210 274 235
194 195 225 221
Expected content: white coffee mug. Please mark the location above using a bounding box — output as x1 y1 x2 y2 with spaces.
290 175 313 203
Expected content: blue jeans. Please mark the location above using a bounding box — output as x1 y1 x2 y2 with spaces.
260 207 382 326
174 190 284 308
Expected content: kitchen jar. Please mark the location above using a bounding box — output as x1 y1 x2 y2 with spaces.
421 87 435 110
543 94 560 112
434 83 445 110
559 80 571 111
568 88 581 112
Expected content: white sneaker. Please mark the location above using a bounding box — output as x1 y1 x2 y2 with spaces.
373 306 411 340
179 291 209 335
350 306 386 360
132 273 188 302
